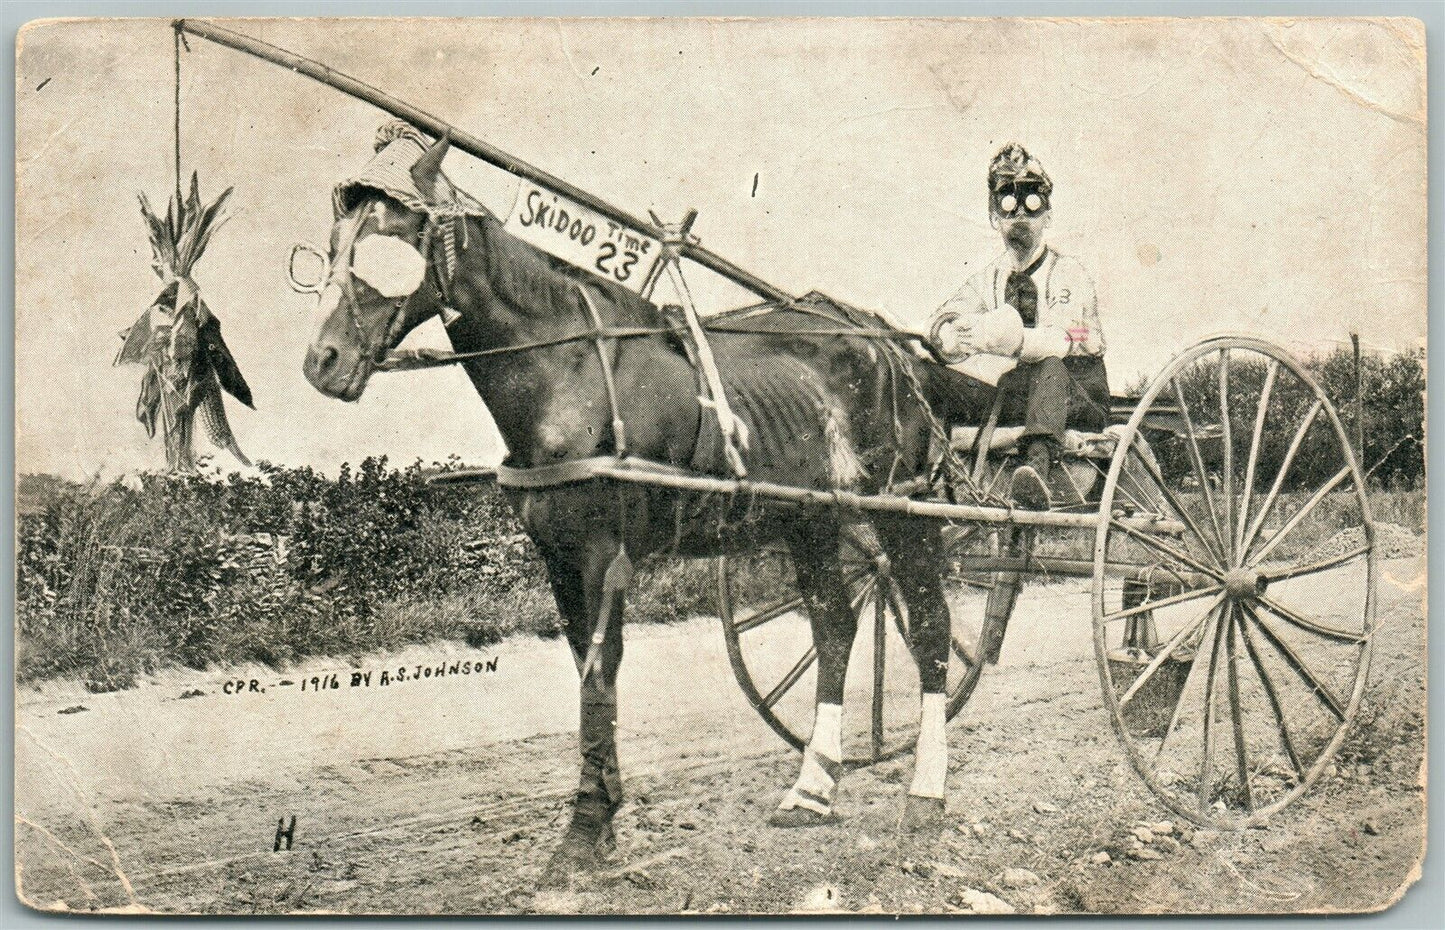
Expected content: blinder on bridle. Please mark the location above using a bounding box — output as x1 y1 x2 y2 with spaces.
287 242 331 295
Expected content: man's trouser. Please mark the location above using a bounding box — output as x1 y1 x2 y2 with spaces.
996 355 1110 444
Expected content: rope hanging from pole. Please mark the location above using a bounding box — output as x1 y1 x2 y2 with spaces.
173 24 183 205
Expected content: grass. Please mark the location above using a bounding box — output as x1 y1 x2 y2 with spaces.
16 462 1420 693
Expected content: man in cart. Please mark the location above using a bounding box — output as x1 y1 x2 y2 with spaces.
931 143 1110 510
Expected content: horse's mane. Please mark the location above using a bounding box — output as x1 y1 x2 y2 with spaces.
470 214 666 326
466 212 905 345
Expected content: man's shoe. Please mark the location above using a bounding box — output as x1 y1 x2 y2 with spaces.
1010 464 1052 511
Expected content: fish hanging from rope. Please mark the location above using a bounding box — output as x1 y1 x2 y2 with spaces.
114 173 253 472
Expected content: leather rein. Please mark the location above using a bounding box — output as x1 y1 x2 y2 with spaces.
375 288 937 373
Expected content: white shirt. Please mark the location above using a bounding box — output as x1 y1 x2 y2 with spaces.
934 245 1105 384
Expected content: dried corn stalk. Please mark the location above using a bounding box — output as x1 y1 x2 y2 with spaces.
115 174 253 472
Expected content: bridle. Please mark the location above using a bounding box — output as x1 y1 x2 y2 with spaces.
291 204 445 364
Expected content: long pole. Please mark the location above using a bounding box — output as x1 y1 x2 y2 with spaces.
430 460 1188 535
172 18 794 305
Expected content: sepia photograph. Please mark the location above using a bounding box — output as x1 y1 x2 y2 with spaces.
13 15 1427 915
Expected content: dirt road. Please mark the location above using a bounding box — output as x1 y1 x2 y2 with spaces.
15 554 1425 915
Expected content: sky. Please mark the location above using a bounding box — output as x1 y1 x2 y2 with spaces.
15 17 1427 479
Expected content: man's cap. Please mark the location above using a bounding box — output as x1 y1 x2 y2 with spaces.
988 143 1052 196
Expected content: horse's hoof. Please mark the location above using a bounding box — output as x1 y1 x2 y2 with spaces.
768 806 839 829
595 823 618 862
899 794 947 831
539 848 594 888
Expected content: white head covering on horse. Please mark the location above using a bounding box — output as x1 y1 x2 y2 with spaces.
333 119 487 219
329 120 491 292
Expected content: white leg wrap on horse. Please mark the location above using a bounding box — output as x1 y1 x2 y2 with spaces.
779 703 843 813
909 692 948 799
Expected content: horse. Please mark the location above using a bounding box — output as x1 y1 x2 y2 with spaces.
301 129 995 881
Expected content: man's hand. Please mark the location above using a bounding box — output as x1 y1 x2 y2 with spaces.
952 306 1025 358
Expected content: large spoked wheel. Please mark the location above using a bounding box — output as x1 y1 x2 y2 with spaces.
1093 336 1376 829
718 522 1007 765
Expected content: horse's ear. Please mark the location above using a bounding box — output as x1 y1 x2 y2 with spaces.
410 133 451 200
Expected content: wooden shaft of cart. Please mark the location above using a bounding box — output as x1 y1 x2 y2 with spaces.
173 18 794 305
432 462 1188 536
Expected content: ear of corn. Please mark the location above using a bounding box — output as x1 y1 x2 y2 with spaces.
116 174 250 472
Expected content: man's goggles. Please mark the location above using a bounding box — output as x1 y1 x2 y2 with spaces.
991 186 1050 218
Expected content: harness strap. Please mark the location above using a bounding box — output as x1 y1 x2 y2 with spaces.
375 325 674 371
376 322 925 372
661 256 749 478
578 286 628 457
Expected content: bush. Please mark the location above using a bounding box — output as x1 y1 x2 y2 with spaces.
1132 346 1423 491
16 458 549 686
16 458 749 689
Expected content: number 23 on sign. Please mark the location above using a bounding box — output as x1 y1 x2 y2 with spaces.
505 181 663 293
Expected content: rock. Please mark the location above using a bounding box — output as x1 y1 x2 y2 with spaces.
1178 828 1194 844
1008 829 1028 842
958 887 1015 915
1152 821 1174 835
1001 867 1039 888
1190 829 1216 849
930 861 970 881
1132 827 1154 844
1033 800 1059 814
857 834 878 851
57 705 88 715
179 689 205 699
1131 848 1163 861
1090 851 1112 865
971 821 990 837
1156 836 1182 854
1080 778 1098 791
1363 819 1381 836
800 885 841 912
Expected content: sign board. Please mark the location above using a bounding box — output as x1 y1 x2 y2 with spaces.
505 181 664 294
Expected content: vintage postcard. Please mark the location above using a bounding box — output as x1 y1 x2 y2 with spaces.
14 16 1426 915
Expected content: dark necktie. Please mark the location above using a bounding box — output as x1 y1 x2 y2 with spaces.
1005 250 1048 328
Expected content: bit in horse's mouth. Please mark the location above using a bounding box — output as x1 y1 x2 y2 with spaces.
331 363 371 402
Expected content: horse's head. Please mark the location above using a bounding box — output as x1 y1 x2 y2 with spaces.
301 135 453 401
